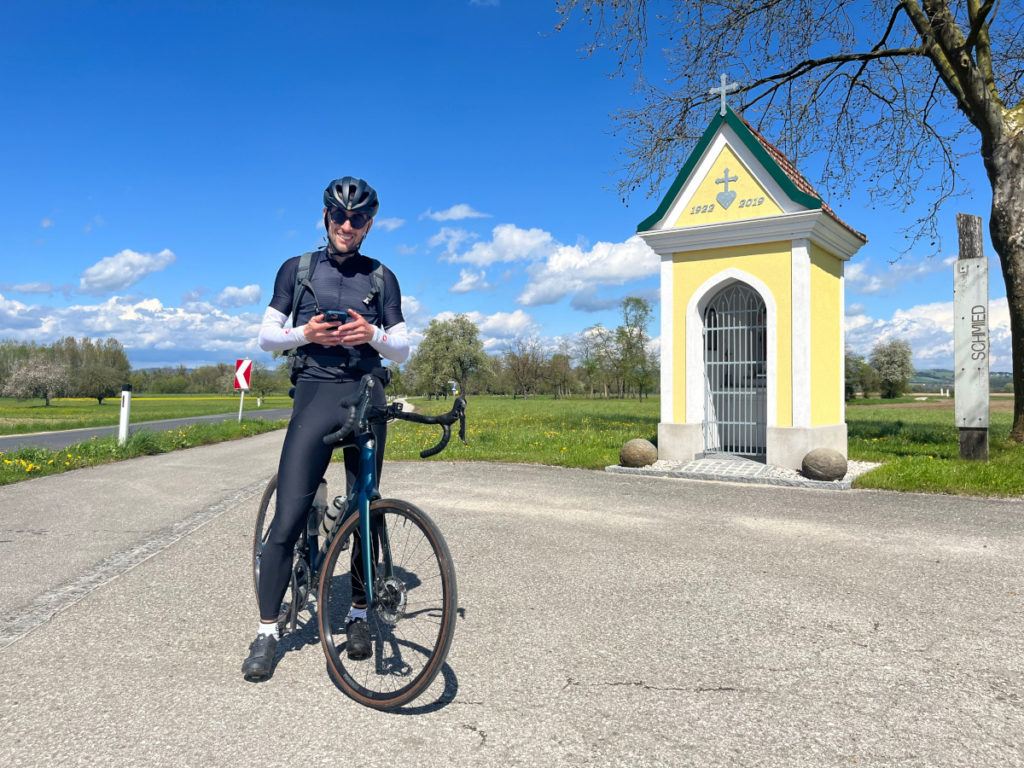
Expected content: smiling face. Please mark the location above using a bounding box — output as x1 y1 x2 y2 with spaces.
325 207 373 255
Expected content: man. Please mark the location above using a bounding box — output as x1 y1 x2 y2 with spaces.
243 177 409 681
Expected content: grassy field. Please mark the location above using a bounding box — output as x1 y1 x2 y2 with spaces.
0 393 1021 497
0 417 287 486
387 394 1023 497
845 395 1023 496
0 394 293 435
385 395 659 469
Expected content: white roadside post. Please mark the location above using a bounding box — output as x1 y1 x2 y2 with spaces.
954 213 989 461
118 384 132 445
235 358 252 423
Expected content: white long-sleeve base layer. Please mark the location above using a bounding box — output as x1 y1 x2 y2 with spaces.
257 306 410 364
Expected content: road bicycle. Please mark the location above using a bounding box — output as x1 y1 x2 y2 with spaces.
252 373 466 710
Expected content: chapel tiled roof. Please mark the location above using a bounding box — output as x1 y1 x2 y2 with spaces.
736 112 867 242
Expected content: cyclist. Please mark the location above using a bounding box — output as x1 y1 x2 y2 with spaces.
243 176 409 682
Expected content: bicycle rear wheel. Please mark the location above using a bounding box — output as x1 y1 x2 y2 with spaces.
252 474 309 633
318 498 457 711
252 474 278 604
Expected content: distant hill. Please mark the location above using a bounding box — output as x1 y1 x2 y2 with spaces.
910 369 1013 392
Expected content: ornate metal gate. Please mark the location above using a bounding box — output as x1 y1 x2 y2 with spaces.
702 283 767 457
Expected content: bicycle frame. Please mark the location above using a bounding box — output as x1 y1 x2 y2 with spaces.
350 429 393 613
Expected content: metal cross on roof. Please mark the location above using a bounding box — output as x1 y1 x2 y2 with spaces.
709 73 740 117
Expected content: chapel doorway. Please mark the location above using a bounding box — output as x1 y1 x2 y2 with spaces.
702 282 767 458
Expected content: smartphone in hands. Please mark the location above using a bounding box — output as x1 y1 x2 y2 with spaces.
322 310 349 324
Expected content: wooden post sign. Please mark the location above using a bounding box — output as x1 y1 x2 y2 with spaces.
954 213 989 461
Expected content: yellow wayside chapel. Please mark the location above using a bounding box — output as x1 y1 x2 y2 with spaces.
638 106 866 470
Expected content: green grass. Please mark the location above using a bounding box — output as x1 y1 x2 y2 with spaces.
0 394 292 435
383 395 659 469
846 401 1024 496
0 418 288 486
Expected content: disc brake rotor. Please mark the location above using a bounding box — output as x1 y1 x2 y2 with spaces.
374 574 408 626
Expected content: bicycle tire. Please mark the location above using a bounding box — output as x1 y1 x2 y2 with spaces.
252 474 305 633
317 498 457 711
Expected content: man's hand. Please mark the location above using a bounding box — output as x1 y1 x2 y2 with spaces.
338 309 375 346
304 314 345 346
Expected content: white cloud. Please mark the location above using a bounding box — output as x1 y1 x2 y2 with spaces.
845 262 883 294
845 297 1012 370
375 217 405 232
429 227 477 256
470 309 535 337
396 244 418 255
0 292 41 331
847 254 957 296
421 204 491 222
0 281 73 297
449 269 492 293
0 294 262 364
79 248 177 295
518 235 659 306
216 284 262 308
400 295 428 326
446 223 555 267
40 218 54 228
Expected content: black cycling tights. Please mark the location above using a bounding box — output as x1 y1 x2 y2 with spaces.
258 377 386 623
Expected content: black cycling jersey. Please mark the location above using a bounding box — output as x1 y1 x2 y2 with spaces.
269 249 405 382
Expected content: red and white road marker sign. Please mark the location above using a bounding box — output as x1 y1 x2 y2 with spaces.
234 359 252 390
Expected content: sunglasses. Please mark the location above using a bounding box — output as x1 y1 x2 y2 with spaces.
327 208 371 229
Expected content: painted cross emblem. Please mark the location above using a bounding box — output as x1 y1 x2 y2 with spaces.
715 168 739 209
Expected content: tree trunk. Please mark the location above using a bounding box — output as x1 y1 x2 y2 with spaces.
983 126 1024 442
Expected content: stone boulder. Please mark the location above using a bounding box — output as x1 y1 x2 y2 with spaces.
801 448 848 481
620 438 658 468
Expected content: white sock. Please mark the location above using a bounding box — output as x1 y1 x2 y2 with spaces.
347 607 367 623
258 621 280 640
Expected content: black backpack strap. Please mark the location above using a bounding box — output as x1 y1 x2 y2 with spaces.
362 258 386 324
286 251 318 382
290 250 317 325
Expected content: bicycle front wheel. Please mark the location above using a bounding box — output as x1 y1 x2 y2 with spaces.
317 498 457 711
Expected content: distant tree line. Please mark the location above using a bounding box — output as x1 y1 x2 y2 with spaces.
397 297 659 400
127 361 289 398
0 338 293 405
0 338 132 406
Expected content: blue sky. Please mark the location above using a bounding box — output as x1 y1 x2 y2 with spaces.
0 1 1010 372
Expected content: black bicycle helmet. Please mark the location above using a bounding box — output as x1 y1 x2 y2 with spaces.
323 176 379 218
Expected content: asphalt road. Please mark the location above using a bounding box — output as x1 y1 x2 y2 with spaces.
1 432 1023 766
0 409 293 452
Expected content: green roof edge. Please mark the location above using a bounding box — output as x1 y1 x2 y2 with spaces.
636 107 822 233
